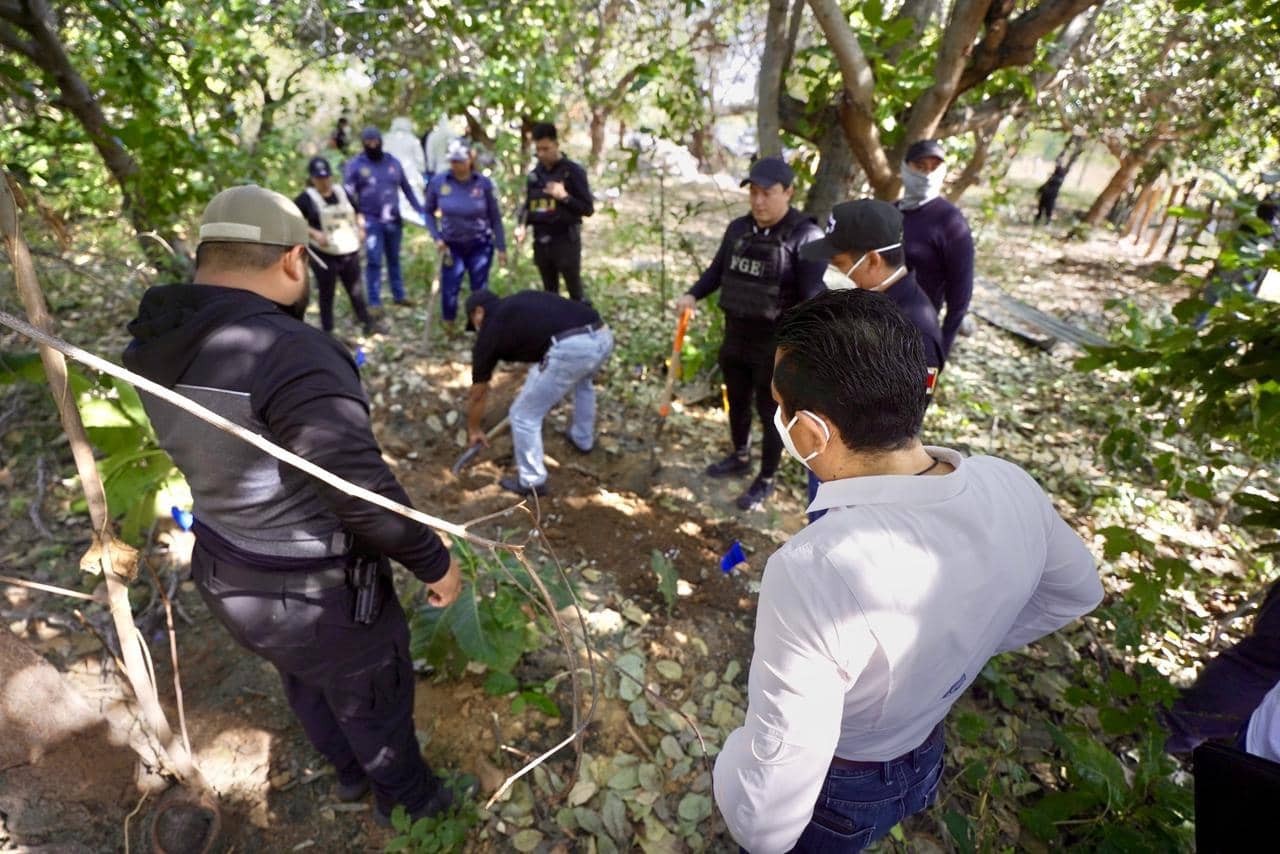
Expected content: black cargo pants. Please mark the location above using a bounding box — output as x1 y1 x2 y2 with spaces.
719 318 782 479
533 226 585 301
192 542 437 815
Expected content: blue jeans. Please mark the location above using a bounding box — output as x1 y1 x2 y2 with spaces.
440 240 493 322
792 725 945 852
509 327 614 487
364 220 404 306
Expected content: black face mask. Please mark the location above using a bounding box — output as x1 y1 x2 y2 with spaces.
364 144 383 161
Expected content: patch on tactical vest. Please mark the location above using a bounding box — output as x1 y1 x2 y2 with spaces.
727 254 770 279
440 183 453 195
359 167 371 177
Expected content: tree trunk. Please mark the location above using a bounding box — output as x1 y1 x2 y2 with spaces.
757 0 792 157
804 124 864 222
588 105 609 173
0 0 180 271
1145 183 1180 256
945 122 1000 202
1083 135 1165 227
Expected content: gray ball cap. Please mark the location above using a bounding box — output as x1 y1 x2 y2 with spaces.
198 184 327 269
799 199 903 262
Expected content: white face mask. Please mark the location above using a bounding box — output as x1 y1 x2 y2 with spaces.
825 243 902 291
900 162 946 209
773 407 831 470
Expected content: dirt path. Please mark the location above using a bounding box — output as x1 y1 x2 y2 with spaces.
1 192 1217 852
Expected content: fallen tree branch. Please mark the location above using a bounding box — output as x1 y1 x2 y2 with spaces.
28 453 54 538
0 308 508 552
1 173 204 790
0 571 106 603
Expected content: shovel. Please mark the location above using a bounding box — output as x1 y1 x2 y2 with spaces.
644 307 693 483
450 415 510 475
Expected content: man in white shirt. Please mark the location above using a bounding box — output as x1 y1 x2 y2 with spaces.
712 288 1103 853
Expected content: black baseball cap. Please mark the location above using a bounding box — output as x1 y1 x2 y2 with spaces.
308 156 332 178
905 139 946 163
464 289 501 331
799 199 903 262
740 156 794 189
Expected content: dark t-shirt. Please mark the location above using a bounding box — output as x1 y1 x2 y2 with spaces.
900 198 974 357
883 270 945 373
471 290 602 383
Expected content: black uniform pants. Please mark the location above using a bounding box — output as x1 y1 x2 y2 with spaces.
533 228 585 301
191 543 436 815
1035 188 1060 225
310 251 371 331
719 321 782 479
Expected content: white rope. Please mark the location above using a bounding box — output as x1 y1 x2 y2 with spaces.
0 309 504 550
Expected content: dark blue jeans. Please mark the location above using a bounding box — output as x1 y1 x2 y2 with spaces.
440 239 492 322
364 219 405 306
791 725 945 852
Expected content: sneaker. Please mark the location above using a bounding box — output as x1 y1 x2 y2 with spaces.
563 431 592 455
363 318 386 335
373 784 454 828
499 476 549 498
335 776 370 803
394 298 415 308
706 454 751 478
735 476 775 511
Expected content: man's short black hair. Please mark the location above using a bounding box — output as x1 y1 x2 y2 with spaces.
531 122 558 142
774 289 928 453
195 241 290 273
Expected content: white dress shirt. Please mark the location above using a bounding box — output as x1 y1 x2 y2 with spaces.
712 447 1103 853
1247 679 1280 763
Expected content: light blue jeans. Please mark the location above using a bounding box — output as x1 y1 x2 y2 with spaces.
510 327 614 487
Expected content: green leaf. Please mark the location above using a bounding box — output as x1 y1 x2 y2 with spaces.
449 584 525 673
484 671 519 696
1018 790 1099 841
651 549 678 615
942 811 975 854
516 689 560 718
676 793 712 823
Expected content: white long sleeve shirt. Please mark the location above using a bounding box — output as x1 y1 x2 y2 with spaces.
712 447 1102 853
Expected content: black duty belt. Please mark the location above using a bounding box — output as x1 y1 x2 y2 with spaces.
205 557 353 596
551 321 606 344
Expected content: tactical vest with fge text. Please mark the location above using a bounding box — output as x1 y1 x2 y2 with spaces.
717 218 801 322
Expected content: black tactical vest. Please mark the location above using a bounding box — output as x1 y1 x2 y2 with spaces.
718 217 801 322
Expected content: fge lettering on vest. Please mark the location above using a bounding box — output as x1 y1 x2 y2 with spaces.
729 254 767 277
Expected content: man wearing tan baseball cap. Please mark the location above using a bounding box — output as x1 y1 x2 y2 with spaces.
123 184 463 826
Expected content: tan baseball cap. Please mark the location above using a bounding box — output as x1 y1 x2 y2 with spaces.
198 184 327 268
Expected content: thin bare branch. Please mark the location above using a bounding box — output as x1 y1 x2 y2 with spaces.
0 309 509 551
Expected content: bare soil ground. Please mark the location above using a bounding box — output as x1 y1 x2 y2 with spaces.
0 181 1241 853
